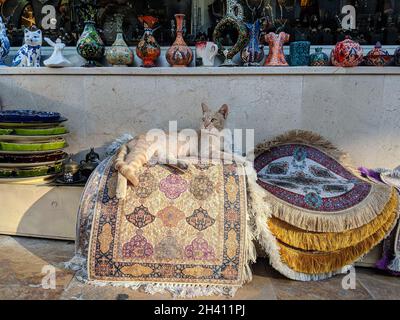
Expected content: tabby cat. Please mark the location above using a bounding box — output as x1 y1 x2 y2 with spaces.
115 103 239 197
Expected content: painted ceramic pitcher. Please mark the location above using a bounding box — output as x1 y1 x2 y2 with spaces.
264 32 290 66
77 21 105 67
136 16 161 68
241 20 264 66
0 17 10 66
166 14 193 67
195 41 218 67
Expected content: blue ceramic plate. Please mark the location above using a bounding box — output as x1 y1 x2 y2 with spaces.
0 110 61 123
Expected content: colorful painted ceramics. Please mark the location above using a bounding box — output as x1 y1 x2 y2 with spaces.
0 17 10 66
0 110 61 123
12 27 42 67
0 110 70 183
105 14 134 67
136 16 161 68
166 14 193 67
195 41 218 67
310 47 329 66
241 20 264 66
44 37 72 68
331 36 363 67
364 42 393 66
264 32 290 66
73 158 252 297
0 139 66 152
213 0 248 67
77 21 105 67
289 41 310 66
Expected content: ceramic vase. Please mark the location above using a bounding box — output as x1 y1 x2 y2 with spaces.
310 47 329 66
331 36 363 67
395 47 400 66
364 42 393 66
136 16 161 68
166 14 193 67
240 20 264 66
289 41 310 66
77 21 105 67
213 0 248 67
195 41 218 67
0 17 10 66
105 15 134 67
264 32 290 66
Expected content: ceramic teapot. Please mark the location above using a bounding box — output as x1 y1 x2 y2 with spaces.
80 148 100 177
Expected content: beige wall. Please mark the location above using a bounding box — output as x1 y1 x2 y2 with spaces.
0 67 399 169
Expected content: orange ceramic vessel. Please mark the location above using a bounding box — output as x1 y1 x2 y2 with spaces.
136 16 161 68
264 32 290 66
166 14 193 67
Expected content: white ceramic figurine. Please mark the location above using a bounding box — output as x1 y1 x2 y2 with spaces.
44 37 72 67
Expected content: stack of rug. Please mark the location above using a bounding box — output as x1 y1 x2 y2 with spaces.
247 130 400 281
69 156 256 297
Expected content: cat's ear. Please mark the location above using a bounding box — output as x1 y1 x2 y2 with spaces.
201 103 210 114
24 28 29 34
218 104 229 119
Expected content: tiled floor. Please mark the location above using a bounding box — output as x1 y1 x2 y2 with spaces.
0 235 399 300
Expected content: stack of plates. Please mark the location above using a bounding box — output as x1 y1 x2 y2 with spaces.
0 110 69 184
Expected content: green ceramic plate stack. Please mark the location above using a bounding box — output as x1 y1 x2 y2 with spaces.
0 110 69 184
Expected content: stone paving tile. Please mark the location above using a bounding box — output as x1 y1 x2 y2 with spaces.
0 236 75 300
0 235 399 300
264 265 374 300
356 268 400 300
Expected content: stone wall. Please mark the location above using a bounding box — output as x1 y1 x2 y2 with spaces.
0 67 399 169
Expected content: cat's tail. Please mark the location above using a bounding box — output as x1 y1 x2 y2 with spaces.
114 135 153 199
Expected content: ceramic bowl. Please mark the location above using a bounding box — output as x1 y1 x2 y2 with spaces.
0 139 66 152
0 110 61 123
0 151 67 164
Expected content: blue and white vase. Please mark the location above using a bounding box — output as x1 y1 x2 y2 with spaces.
241 20 264 66
0 17 10 66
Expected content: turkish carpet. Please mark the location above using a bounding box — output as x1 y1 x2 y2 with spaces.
248 130 399 281
359 167 400 275
71 156 255 297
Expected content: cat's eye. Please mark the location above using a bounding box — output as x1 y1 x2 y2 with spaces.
211 119 217 122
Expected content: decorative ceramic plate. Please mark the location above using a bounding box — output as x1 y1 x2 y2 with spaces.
0 129 13 135
0 144 68 155
0 110 61 122
0 159 66 169
0 163 63 178
0 151 67 164
0 139 66 152
13 127 68 136
0 117 68 128
0 174 57 184
0 133 68 143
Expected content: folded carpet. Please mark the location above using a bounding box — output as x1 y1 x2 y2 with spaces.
71 156 255 297
248 130 399 280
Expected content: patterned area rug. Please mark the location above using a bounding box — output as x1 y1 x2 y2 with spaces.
72 156 255 297
248 130 399 281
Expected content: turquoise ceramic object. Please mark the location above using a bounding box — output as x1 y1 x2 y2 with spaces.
289 41 311 66
310 47 329 66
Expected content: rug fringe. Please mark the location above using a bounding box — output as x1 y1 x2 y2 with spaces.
278 206 398 274
246 167 350 281
62 255 239 298
268 190 399 251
